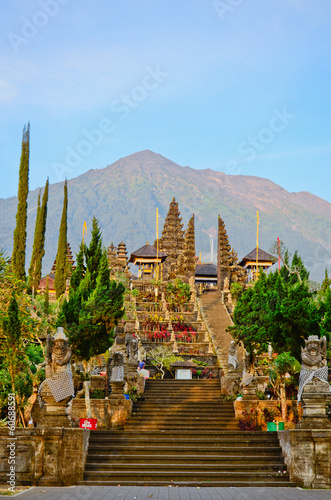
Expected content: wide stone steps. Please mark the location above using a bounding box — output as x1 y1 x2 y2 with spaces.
81 471 292 486
85 454 285 465
87 446 283 457
81 380 295 487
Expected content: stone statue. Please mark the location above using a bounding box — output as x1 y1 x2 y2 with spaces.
129 336 139 363
45 327 72 378
241 352 255 387
298 335 330 401
110 352 124 382
228 341 239 371
240 351 258 400
38 328 75 426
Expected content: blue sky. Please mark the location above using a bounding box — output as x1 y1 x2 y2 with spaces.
1 0 331 201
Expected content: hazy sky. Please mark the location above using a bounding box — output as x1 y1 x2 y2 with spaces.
1 0 331 201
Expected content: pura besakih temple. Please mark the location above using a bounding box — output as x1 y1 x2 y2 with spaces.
183 214 196 280
217 215 247 293
157 197 185 280
129 243 167 278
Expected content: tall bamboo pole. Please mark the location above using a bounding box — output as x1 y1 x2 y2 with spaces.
256 210 260 280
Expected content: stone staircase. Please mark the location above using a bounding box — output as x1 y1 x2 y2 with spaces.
198 292 245 372
79 380 295 487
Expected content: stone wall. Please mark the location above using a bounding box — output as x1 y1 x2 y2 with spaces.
234 400 302 430
278 429 331 488
0 428 89 486
71 398 132 428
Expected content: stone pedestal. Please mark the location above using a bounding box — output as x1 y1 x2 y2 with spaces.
297 380 331 429
108 381 130 428
39 385 71 428
109 381 125 401
221 372 240 395
242 381 258 400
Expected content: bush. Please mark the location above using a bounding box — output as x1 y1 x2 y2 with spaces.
91 389 105 399
239 409 260 431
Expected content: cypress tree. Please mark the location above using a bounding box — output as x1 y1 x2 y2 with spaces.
85 216 102 290
44 275 50 314
12 123 30 281
70 242 85 293
28 178 49 294
2 293 22 392
54 180 68 298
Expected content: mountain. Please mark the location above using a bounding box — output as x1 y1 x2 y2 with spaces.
0 150 330 283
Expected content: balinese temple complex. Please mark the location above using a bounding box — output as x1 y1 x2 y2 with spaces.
38 197 273 294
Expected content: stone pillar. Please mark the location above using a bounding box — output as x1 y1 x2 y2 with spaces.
38 430 63 486
242 381 258 401
110 381 125 400
297 380 331 429
39 385 71 428
108 381 127 428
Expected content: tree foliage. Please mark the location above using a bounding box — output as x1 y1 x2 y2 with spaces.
28 178 49 294
12 123 30 282
149 345 184 379
58 219 125 362
54 180 68 298
229 252 327 361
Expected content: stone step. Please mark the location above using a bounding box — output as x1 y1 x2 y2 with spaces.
85 454 285 465
89 430 278 441
87 446 283 455
124 424 239 430
127 416 237 422
82 470 292 482
88 446 281 456
141 398 223 402
78 480 296 487
145 381 221 386
133 405 232 411
88 435 276 445
132 411 235 417
84 463 287 472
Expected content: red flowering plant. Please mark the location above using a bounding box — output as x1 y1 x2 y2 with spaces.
192 368 210 379
147 325 171 342
172 315 196 343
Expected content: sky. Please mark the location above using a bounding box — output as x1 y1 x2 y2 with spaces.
1 0 331 202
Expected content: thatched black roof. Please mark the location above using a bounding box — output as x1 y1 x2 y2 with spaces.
239 248 274 266
195 263 217 277
129 244 167 263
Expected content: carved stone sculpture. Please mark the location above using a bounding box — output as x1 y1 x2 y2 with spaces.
38 328 74 427
110 352 125 382
129 336 139 363
45 328 72 379
228 341 239 371
298 335 329 401
297 335 331 429
241 352 258 400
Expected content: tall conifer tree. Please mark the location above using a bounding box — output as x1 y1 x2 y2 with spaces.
28 178 49 294
54 180 68 298
12 123 30 281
